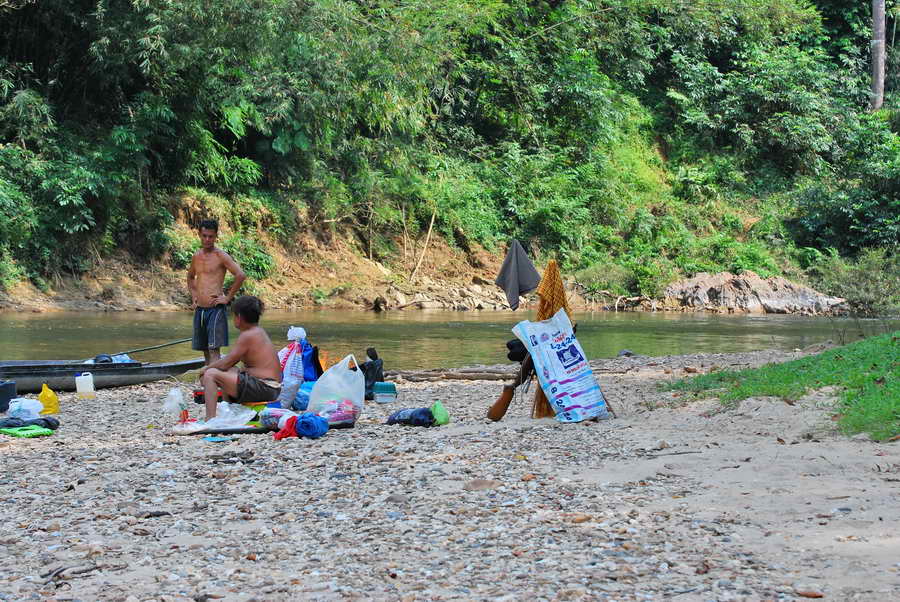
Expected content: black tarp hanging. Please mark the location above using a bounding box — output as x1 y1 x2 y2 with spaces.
494 239 540 310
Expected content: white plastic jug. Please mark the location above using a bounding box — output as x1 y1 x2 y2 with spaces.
75 372 96 400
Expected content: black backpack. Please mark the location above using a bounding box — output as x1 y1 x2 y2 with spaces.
358 347 384 400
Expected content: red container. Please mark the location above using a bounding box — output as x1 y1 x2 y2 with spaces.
192 388 224 405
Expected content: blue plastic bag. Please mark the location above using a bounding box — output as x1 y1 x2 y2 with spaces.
386 407 434 427
292 381 315 412
299 339 317 382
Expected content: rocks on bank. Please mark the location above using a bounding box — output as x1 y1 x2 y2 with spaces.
660 271 845 315
360 271 847 316
1 267 846 317
362 276 516 312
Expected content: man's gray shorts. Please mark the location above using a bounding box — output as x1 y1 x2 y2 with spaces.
192 304 229 350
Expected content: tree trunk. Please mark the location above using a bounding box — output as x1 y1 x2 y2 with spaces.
872 0 886 111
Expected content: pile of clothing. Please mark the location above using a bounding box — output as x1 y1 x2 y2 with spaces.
258 406 329 440
0 416 60 438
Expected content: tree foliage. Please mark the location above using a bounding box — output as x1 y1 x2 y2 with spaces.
0 0 897 297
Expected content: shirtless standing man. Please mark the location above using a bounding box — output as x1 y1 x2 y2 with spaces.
199 295 282 420
187 219 246 366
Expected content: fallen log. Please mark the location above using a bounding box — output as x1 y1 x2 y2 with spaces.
440 372 512 381
454 367 514 375
385 370 515 382
394 301 423 310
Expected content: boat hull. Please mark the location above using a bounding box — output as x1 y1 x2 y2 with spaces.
0 358 205 393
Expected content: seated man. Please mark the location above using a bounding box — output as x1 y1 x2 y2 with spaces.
199 295 282 420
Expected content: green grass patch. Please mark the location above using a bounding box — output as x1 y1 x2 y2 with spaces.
666 332 900 441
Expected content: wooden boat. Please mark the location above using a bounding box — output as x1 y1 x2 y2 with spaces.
0 358 205 393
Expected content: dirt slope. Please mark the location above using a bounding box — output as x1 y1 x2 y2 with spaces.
0 236 521 313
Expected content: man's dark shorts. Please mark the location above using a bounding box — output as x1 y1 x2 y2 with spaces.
192 305 229 351
228 371 282 404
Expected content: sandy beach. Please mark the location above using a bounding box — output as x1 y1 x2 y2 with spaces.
1 348 898 601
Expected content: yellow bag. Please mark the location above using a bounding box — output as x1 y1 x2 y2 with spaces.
38 384 59 414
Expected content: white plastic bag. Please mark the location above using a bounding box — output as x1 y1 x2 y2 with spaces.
9 398 42 420
512 308 610 423
277 326 308 380
205 402 256 429
173 402 256 433
259 406 297 430
162 388 187 414
308 354 364 426
278 343 305 381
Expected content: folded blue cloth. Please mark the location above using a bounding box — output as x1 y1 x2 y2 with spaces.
295 412 329 439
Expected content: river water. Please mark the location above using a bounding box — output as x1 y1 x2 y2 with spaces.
1 309 891 370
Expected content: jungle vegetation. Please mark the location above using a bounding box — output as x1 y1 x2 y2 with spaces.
1 0 898 310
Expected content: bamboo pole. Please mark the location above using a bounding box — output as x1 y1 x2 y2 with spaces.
109 337 193 357
410 209 436 280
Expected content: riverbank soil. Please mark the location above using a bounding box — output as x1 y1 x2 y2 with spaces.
1 350 897 600
0 231 845 316
0 236 523 314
